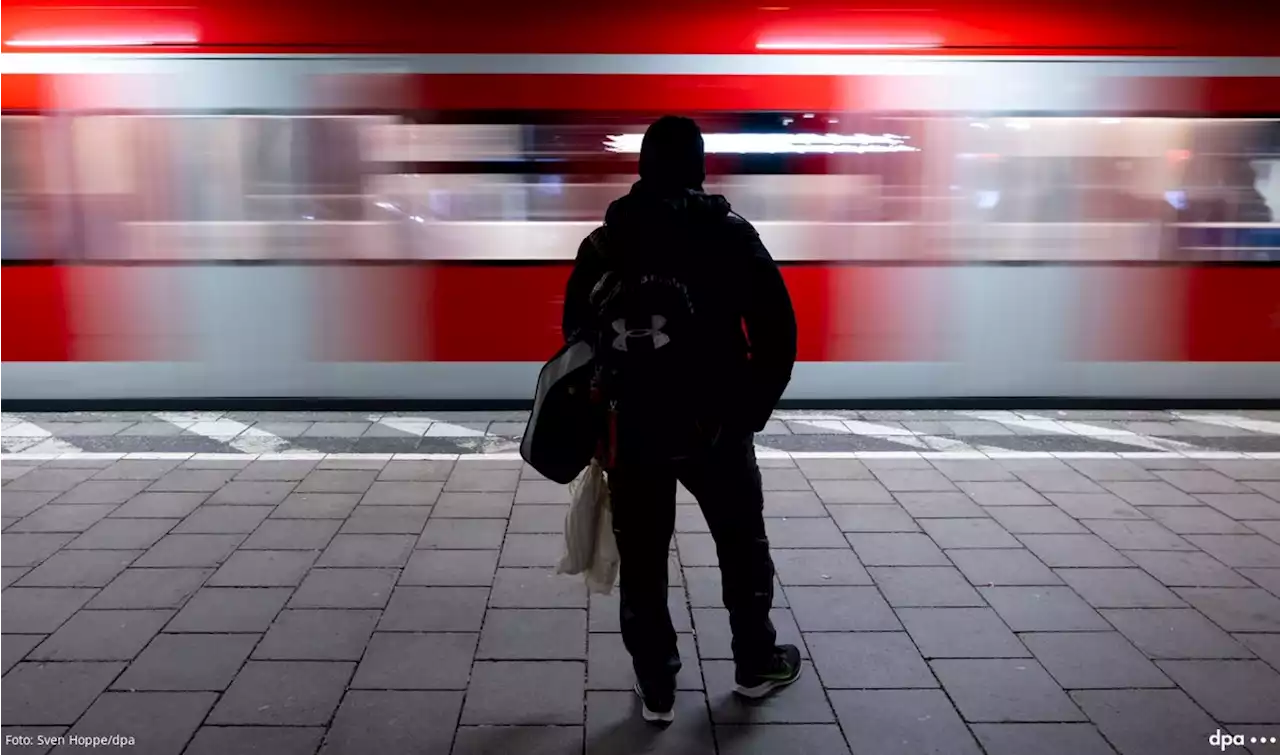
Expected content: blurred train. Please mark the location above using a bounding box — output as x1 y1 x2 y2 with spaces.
2 0 1278 403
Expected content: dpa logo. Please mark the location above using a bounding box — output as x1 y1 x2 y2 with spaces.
611 316 670 351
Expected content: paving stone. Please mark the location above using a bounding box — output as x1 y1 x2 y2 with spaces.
359 480 443 507
1155 470 1252 494
1 587 97 633
461 661 584 724
984 506 1089 534
1022 632 1172 689
88 567 212 609
1235 634 1280 671
110 492 207 519
491 568 587 609
689 607 805 662
51 691 215 755
2 634 44 674
514 480 573 505
202 481 293 506
1157 660 1280 723
958 481 1050 507
846 533 949 566
1082 519 1195 551
1102 481 1201 508
919 518 1021 549
1071 689 1219 755
65 518 177 551
1176 587 1280 632
805 632 935 689
1248 520 1280 544
1 565 31 587
1140 505 1254 534
827 505 920 533
500 533 563 567
829 689 981 755
1017 470 1104 494
1017 534 1133 568
289 568 399 609
432 492 515 519
1065 459 1158 482
235 460 319 481
312 533 414 568
1186 535 1280 568
1205 460 1280 481
895 491 987 518
929 459 1017 482
446 467 520 493
5 468 97 492
165 587 292 633
1102 608 1254 659
450 725 583 755
1198 494 1280 521
352 632 478 689
795 458 873 479
676 533 718 566
765 517 849 548
761 468 812 491
2 491 58 518
17 549 139 587
1 661 126 724
932 658 1085 723
809 479 894 504
9 505 117 533
869 566 985 607
772 548 870 586
508 505 569 535
208 550 316 587
377 460 454 481
182 726 326 755
149 469 237 492
586 632 702 691
240 519 341 550
134 534 244 567
28 609 170 661
1046 493 1146 520
716 723 852 755
173 503 274 534
1 533 76 567
971 723 1119 755
254 609 380 660
949 549 1062 586
586 691 714 755
1123 550 1252 588
113 633 258 691
674 505 710 532
899 607 1030 659
872 468 958 493
378 586 490 631
1056 568 1185 608
478 609 586 660
320 689 463 755
979 586 1112 631
786 587 900 632
400 549 499 587
414 524 509 552
91 459 182 480
53 479 150 505
703 659 835 723
1243 568 1280 597
589 587 691 632
339 506 431 535
294 470 377 494
761 491 828 518
207 661 354 725
271 493 361 519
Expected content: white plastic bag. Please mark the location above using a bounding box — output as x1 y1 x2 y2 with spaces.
558 461 620 594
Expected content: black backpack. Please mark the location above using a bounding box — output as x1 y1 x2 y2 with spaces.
587 243 720 467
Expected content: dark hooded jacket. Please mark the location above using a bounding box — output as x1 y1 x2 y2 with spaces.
561 181 797 434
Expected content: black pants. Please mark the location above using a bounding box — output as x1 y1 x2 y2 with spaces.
607 433 777 692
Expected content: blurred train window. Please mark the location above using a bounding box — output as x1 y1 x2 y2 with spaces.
2 116 73 260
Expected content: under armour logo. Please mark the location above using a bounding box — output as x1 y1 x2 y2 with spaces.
611 316 670 351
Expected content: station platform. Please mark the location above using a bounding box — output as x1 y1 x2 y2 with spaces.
3 410 1280 755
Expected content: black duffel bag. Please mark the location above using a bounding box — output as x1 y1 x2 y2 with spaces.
520 339 598 484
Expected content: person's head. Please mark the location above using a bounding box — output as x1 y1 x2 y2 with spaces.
638 116 706 192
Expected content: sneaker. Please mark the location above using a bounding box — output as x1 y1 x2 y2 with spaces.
634 682 675 724
733 644 803 699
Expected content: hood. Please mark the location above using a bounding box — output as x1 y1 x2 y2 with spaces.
604 181 732 233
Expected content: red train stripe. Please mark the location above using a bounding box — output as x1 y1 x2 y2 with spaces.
1 266 72 361
1182 267 1280 362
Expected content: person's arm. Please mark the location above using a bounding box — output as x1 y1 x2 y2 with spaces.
561 228 607 343
736 223 798 431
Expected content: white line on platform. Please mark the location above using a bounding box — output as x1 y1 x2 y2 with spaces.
960 411 1199 453
1175 412 1280 436
153 412 290 454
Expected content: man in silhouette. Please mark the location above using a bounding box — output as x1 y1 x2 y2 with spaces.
562 116 800 723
